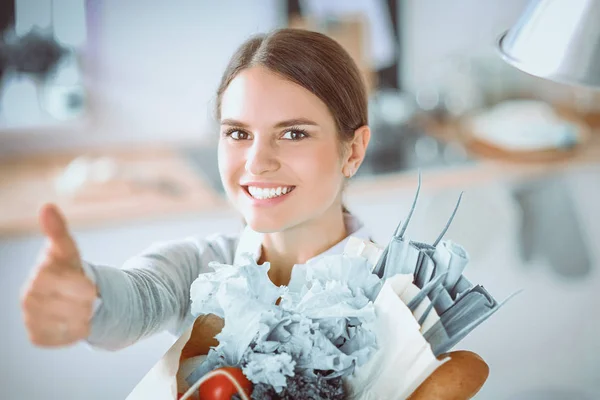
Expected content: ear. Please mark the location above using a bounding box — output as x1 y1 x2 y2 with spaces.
342 125 371 177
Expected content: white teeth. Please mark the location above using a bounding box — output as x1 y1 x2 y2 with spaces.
248 186 294 200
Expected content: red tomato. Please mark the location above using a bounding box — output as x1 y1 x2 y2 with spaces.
198 367 253 400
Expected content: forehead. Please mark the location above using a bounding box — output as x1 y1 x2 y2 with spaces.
220 66 334 126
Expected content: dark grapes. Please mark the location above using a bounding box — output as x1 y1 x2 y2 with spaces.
232 374 345 400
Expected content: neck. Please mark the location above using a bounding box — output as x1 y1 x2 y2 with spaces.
259 205 348 286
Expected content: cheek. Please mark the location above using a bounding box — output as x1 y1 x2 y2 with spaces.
295 144 343 193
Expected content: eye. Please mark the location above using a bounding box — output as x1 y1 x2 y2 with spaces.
281 129 308 141
224 129 251 140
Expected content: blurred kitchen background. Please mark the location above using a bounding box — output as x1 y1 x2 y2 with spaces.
1 0 599 399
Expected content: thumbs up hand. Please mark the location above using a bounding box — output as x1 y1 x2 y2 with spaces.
20 204 98 347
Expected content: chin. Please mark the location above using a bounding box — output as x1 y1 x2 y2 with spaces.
243 209 302 233
245 217 285 234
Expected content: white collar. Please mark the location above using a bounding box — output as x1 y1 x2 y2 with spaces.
233 213 371 266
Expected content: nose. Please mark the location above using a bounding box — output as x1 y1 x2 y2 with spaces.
245 138 280 175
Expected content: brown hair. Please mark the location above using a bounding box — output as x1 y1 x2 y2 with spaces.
215 28 368 146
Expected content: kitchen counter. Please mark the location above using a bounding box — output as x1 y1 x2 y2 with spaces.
1 129 599 238
0 147 225 237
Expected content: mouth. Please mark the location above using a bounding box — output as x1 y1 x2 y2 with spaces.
243 185 296 200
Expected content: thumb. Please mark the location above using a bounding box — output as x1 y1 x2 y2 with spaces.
38 203 81 264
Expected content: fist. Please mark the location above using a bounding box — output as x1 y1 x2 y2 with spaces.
20 203 97 347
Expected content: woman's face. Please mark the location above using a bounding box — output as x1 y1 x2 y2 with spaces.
218 66 347 233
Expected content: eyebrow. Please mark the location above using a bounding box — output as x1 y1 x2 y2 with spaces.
220 118 319 128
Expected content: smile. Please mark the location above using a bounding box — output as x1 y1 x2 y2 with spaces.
245 185 295 200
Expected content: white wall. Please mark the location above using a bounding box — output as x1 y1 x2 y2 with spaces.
0 0 284 155
0 0 533 156
90 0 284 142
400 0 529 92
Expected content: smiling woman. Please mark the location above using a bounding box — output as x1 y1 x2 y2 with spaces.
196 29 488 398
21 28 488 400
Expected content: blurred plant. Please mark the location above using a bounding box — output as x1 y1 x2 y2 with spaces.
0 29 66 81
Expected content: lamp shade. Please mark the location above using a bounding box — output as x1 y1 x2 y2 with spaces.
497 0 600 89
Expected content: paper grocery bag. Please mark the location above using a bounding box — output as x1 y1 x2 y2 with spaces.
126 313 224 400
345 280 447 400
126 326 194 400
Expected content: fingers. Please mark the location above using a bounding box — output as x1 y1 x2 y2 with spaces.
21 287 93 347
22 291 94 321
27 262 96 302
38 203 80 264
24 313 90 347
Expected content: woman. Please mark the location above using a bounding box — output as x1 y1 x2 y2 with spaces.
21 29 488 399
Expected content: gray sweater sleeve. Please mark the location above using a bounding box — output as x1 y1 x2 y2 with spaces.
80 233 240 351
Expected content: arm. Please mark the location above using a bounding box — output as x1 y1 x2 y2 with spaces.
81 234 239 351
408 351 489 400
